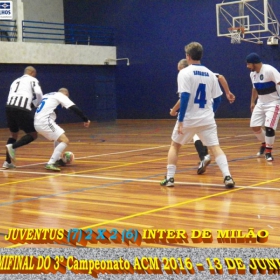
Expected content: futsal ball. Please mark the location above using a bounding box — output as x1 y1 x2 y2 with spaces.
62 151 75 164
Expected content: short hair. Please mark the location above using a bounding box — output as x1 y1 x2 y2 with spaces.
185 42 203 61
178 59 188 69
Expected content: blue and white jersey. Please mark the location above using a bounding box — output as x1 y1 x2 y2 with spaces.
250 64 280 104
34 92 74 123
177 64 222 127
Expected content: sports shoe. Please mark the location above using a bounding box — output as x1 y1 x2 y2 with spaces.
45 164 61 171
197 154 211 175
160 177 174 187
257 145 265 157
6 144 16 164
55 159 66 167
2 161 16 169
265 153 274 161
224 176 235 188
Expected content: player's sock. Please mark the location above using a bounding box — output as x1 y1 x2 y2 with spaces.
48 142 68 164
194 140 207 161
13 134 35 149
215 154 231 178
166 164 176 179
254 129 265 142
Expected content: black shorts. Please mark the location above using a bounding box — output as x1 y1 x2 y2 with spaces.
6 106 36 134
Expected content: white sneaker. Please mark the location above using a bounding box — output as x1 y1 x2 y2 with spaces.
197 154 211 175
6 144 16 164
2 161 16 169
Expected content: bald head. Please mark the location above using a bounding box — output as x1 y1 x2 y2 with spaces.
178 59 188 71
58 88 69 97
24 66 36 77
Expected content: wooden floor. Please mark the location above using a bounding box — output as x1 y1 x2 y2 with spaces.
0 119 280 248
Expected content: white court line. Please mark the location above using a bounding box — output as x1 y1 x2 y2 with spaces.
10 145 170 168
1 169 280 191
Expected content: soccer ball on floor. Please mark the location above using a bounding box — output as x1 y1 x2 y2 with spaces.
62 151 75 164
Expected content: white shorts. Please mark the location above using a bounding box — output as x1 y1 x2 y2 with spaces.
250 103 280 130
34 119 65 141
171 122 219 146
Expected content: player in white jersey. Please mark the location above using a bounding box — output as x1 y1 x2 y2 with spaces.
34 88 90 171
4 66 43 168
170 59 235 174
246 52 280 161
161 42 235 188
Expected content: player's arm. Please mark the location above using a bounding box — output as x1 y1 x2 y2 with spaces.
217 75 235 104
178 92 190 134
68 105 91 127
213 96 222 112
250 88 258 112
170 99 180 116
32 80 43 107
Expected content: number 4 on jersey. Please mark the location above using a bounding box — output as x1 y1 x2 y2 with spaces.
194 83 207 108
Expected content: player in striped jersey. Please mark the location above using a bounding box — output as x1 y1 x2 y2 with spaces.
4 66 43 169
246 53 280 161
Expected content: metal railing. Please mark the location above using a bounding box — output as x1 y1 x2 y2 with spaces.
22 20 114 46
0 20 17 41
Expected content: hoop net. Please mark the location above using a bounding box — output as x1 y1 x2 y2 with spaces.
228 27 245 44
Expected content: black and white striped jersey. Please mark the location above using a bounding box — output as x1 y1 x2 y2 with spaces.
6 74 43 111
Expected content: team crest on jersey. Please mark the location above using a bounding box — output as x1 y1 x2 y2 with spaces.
260 74 264 80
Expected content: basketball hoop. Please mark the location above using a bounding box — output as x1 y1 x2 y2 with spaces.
228 27 245 44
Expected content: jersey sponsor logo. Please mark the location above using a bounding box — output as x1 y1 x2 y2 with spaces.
193 70 209 77
0 1 12 19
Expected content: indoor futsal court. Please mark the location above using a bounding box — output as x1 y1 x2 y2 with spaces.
1 118 280 249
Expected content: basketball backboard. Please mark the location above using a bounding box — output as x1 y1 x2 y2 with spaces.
216 0 280 44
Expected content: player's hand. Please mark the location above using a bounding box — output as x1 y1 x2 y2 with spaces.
226 92 236 104
84 120 91 127
250 103 255 113
178 122 184 135
170 108 178 117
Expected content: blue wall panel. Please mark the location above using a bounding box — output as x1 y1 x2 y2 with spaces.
0 64 115 127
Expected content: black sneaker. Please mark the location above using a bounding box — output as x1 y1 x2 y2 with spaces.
197 154 211 175
265 153 274 162
160 177 174 187
224 176 235 188
257 145 265 157
55 159 66 167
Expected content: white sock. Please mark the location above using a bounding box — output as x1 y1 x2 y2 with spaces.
215 154 231 178
48 142 67 164
167 164 176 179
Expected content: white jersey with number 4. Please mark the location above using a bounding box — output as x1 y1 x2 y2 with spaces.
34 92 74 124
177 64 222 127
6 74 43 111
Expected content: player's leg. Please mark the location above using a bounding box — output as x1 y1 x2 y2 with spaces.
193 134 211 175
47 133 69 168
193 134 209 160
4 108 19 167
160 123 193 187
250 104 266 157
6 110 38 164
53 140 66 167
200 124 235 188
263 103 280 161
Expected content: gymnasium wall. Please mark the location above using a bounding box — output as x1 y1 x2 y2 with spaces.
64 0 280 119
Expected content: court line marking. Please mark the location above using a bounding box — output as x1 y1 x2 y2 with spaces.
6 175 280 248
78 177 280 230
1 170 280 191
